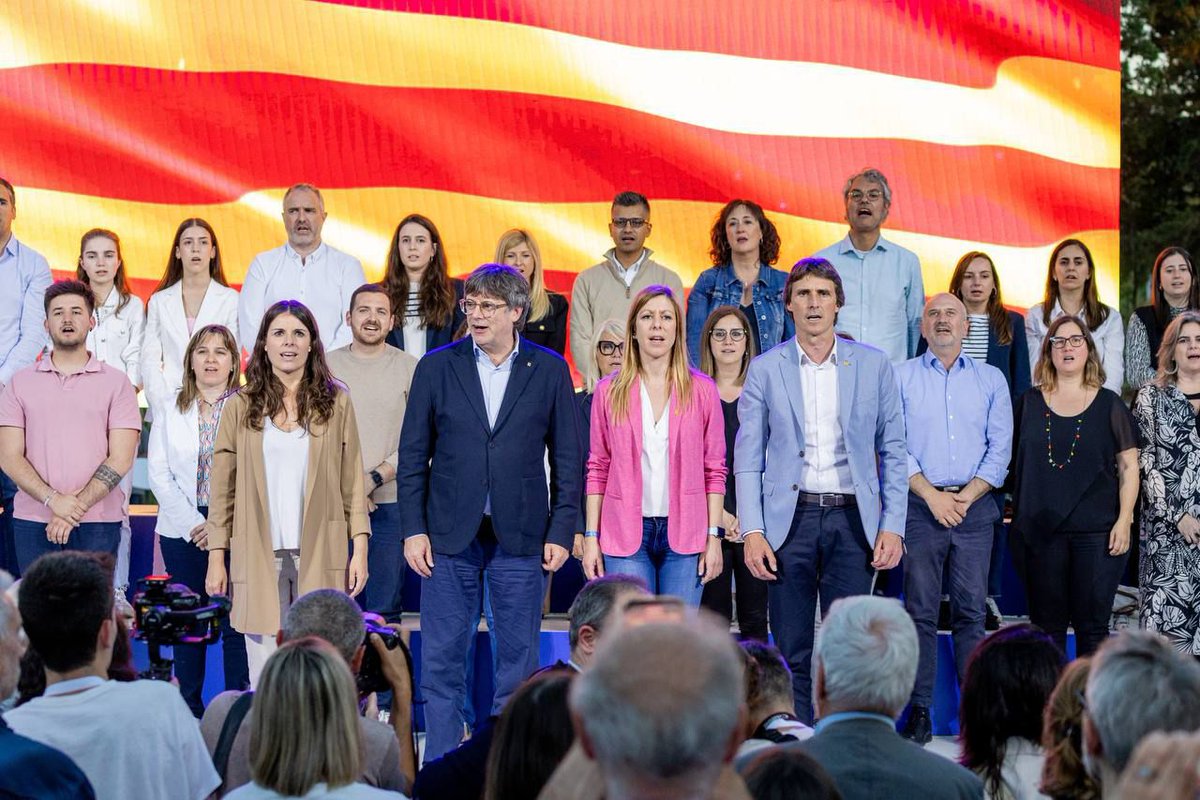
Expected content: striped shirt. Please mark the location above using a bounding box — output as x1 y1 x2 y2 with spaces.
963 314 990 362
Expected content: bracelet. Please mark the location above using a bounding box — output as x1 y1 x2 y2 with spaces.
583 530 600 538
42 490 56 507
707 526 721 538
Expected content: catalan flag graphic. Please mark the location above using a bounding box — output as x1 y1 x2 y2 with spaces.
0 0 1119 308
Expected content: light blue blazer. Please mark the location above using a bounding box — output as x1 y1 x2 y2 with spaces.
734 337 908 550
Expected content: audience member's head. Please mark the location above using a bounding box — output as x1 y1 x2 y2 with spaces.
741 641 796 732
0 570 23 700
483 669 576 800
279 589 366 670
570 618 745 798
959 624 1065 796
249 637 362 796
567 574 650 668
742 748 843 800
813 596 916 719
1084 630 1200 792
17 553 116 679
1041 658 1100 800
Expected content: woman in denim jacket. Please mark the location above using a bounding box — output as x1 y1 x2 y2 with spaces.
685 199 794 365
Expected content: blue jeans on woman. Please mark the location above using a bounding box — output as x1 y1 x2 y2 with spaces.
604 517 703 605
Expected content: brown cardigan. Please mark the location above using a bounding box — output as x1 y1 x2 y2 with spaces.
207 389 371 635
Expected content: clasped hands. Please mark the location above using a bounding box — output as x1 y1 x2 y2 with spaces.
45 492 89 544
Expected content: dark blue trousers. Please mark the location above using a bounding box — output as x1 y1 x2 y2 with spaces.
357 502 404 623
903 492 996 706
769 503 875 725
0 470 17 575
13 518 120 573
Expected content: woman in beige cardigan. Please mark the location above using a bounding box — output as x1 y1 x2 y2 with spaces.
205 300 370 682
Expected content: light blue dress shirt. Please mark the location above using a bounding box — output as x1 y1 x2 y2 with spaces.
0 235 52 386
814 234 924 363
475 339 520 513
896 350 1013 489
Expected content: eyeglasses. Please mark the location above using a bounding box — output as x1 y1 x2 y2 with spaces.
459 299 509 316
847 189 884 203
710 328 748 342
597 341 625 356
611 218 648 229
1049 335 1087 349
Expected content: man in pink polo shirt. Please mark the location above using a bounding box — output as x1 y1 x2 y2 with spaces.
0 280 141 572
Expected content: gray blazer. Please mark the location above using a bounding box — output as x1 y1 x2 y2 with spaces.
734 337 907 549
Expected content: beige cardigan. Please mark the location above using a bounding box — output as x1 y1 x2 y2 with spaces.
207 390 371 635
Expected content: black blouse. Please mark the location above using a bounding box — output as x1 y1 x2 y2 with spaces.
1011 387 1137 538
721 397 739 515
523 292 569 354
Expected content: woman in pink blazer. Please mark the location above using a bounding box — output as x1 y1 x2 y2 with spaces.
582 285 726 605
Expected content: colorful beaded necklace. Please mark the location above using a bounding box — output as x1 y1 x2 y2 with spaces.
1045 410 1083 469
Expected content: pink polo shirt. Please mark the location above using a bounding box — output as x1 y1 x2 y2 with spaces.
0 354 142 523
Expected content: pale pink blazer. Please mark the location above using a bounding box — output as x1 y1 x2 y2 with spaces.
587 371 727 557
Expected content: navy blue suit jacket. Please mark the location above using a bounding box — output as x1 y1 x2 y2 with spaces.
397 336 582 556
0 718 96 799
385 278 466 354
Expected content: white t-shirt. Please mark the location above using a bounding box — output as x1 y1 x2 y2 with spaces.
639 382 670 517
263 419 310 550
401 285 427 359
2 679 220 800
225 782 407 799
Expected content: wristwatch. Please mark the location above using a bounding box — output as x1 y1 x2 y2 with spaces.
369 470 384 489
707 526 722 538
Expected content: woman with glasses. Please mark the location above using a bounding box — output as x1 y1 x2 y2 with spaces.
1025 239 1123 393
1010 315 1138 657
582 286 726 604
685 199 793 366
697 307 768 640
1133 311 1200 655
382 214 464 359
1126 247 1199 390
496 229 568 354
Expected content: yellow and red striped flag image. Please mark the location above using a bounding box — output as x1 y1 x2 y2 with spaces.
1 0 1118 318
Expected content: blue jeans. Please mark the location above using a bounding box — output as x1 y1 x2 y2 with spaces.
903 493 996 707
356 502 404 624
12 518 121 573
769 503 875 724
159 521 250 717
604 517 703 606
0 470 17 575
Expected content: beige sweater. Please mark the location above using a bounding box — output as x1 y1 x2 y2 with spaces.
568 249 685 382
326 344 417 504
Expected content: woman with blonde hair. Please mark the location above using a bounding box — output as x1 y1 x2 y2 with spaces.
495 229 568 354
225 637 404 798
582 286 726 604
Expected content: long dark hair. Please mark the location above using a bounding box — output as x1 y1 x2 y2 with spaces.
1042 238 1109 331
241 301 340 432
709 198 781 267
76 228 134 315
383 214 455 330
154 218 229 295
949 251 1013 346
1149 246 1198 331
959 624 1065 797
483 670 576 800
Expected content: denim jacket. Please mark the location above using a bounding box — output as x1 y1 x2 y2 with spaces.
685 263 794 366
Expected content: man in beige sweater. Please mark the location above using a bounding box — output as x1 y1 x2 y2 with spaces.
327 283 418 622
569 191 685 383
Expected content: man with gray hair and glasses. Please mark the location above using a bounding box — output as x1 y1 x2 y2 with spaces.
751 595 982 798
1083 629 1200 796
813 167 924 363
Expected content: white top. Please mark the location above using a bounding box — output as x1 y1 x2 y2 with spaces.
147 400 207 539
963 314 990 362
225 781 407 799
1025 300 1124 393
2 679 220 800
141 280 240 414
263 419 309 550
81 287 145 387
989 737 1049 800
238 242 367 352
639 382 670 517
796 340 854 494
401 285 427 359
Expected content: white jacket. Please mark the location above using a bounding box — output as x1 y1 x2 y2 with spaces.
147 400 207 539
84 289 145 387
141 281 239 414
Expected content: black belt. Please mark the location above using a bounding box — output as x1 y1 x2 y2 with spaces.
933 485 964 493
798 492 857 508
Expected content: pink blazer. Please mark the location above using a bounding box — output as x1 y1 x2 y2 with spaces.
587 371 727 557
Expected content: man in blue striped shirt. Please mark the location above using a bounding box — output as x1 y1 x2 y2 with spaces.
896 292 1013 745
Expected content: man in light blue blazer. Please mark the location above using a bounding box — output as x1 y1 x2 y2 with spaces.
735 257 908 723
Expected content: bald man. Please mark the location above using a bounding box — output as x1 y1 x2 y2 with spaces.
895 293 1013 744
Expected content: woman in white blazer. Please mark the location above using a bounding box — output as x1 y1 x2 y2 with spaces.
147 323 248 716
142 218 239 415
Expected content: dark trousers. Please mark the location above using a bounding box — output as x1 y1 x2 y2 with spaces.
701 539 769 641
986 492 1007 597
1021 529 1128 657
903 493 996 706
0 471 17 575
419 517 545 763
769 503 875 724
356 502 404 623
159 516 250 718
12 518 120 573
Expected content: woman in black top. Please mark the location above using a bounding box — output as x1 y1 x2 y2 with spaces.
1125 246 1198 389
495 229 569 354
697 306 768 641
1011 315 1138 657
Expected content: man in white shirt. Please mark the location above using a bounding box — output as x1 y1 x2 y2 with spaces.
3 552 219 800
238 183 367 352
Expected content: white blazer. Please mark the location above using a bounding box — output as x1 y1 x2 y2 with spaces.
141 281 239 414
147 400 207 540
81 289 145 387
